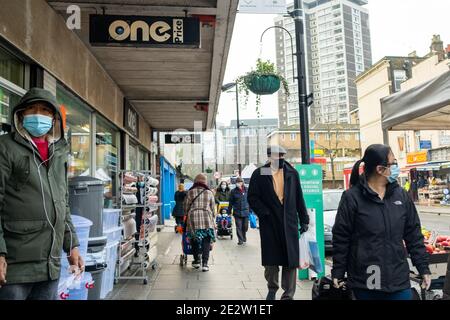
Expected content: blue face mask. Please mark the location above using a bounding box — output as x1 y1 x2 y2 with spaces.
138 182 145 187
387 164 400 183
23 114 53 137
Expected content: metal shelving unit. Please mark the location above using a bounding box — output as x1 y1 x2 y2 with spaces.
115 170 161 285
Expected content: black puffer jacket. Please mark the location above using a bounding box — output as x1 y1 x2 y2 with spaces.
332 175 430 293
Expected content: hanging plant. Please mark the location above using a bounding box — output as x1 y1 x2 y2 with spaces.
236 59 290 118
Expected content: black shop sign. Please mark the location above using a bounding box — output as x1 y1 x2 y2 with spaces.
124 99 139 138
90 14 200 47
165 134 201 144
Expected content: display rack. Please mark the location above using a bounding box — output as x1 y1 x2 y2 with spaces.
115 170 161 285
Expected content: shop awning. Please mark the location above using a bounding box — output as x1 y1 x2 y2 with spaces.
381 71 450 131
47 0 238 131
415 164 442 171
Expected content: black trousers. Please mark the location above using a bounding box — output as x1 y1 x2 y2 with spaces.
234 216 249 243
192 236 211 264
174 216 184 225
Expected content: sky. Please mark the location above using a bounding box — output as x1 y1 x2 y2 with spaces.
216 0 450 127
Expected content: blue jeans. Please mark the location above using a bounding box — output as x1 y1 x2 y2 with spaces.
0 280 59 300
353 288 412 300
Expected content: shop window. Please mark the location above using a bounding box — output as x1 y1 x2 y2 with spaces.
0 86 22 135
0 47 25 88
128 142 138 170
96 115 119 202
57 84 92 178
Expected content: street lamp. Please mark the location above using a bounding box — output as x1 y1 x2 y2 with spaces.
222 82 242 176
259 0 311 164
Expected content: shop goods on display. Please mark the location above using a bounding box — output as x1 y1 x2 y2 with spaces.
115 170 161 285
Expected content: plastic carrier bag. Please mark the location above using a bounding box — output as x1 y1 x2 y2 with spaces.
299 232 311 269
299 230 324 274
249 213 257 229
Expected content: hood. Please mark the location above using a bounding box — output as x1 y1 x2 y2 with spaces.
12 88 64 144
357 174 399 203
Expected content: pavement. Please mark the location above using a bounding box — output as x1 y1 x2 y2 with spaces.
107 220 314 300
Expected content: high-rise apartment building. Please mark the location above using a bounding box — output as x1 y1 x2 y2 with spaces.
275 0 372 127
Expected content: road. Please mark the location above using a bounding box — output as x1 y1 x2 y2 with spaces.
418 211 450 235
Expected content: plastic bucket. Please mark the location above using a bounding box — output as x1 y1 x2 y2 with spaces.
86 264 106 300
67 272 93 300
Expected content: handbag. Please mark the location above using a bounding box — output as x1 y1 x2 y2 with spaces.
249 212 257 229
312 276 353 300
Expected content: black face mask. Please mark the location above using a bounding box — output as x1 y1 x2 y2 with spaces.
273 158 285 169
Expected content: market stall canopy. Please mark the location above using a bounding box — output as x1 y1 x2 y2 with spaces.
381 70 450 131
47 0 238 131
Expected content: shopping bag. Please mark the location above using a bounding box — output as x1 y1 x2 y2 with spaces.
249 213 257 229
299 232 311 269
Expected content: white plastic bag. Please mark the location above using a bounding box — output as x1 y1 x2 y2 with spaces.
299 232 311 269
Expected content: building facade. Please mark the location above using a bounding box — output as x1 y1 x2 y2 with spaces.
267 124 361 187
220 118 278 175
0 0 237 209
275 0 372 127
356 36 450 173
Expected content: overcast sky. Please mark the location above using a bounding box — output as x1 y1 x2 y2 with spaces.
217 0 449 127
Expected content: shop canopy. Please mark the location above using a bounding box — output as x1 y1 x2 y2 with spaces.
381 70 450 131
47 0 238 131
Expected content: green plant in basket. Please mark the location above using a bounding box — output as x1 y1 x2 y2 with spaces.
235 59 289 117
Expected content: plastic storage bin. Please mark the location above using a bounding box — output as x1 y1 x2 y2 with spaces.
102 209 121 231
104 226 123 244
69 177 105 238
60 215 92 280
101 241 119 299
67 272 93 300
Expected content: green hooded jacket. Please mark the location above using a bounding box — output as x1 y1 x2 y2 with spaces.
0 88 79 284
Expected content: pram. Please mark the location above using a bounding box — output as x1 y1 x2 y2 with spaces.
216 202 233 240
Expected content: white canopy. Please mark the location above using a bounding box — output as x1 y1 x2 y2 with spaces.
381 70 450 131
241 163 258 179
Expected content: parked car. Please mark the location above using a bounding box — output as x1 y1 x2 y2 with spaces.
323 189 344 253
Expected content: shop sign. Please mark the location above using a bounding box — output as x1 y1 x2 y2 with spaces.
90 15 200 47
407 151 428 164
124 99 139 138
239 0 287 14
295 164 325 280
419 140 432 150
164 133 200 144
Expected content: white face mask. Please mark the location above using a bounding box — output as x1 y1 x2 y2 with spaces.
221 185 226 190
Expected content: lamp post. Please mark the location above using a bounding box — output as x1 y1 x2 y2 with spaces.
222 82 242 176
260 0 311 164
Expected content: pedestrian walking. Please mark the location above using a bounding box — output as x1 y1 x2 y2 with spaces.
228 177 250 245
248 145 309 300
0 88 82 300
215 181 231 204
184 174 216 272
172 183 188 233
332 144 431 300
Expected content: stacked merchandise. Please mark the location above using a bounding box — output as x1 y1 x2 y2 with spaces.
100 208 121 299
428 180 447 204
116 171 160 285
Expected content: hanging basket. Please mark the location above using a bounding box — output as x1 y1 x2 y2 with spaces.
246 74 281 95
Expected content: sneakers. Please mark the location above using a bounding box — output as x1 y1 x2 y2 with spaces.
192 259 201 269
237 241 243 246
202 264 209 272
